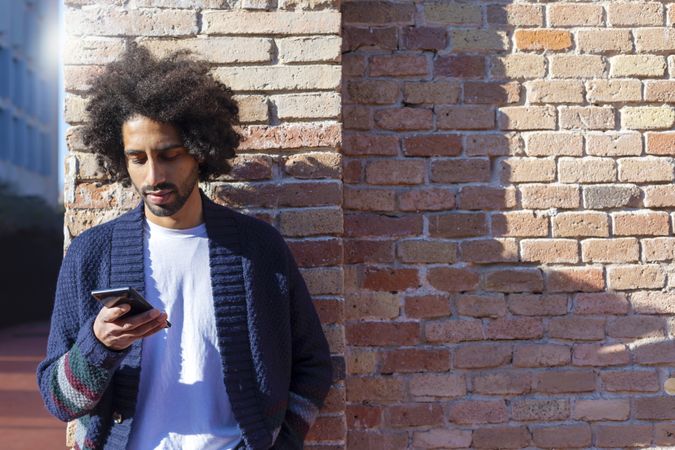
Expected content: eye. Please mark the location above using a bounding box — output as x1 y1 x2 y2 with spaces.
129 157 146 165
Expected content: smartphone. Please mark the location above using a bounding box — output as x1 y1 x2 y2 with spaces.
91 287 171 327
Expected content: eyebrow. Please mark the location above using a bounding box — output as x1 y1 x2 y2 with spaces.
124 144 184 155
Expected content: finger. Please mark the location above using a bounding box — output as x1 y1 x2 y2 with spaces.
140 321 168 339
101 303 131 322
115 309 161 332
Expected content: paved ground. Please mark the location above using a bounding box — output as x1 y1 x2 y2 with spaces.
0 322 65 449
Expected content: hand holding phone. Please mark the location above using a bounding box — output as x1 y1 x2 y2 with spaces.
91 287 170 351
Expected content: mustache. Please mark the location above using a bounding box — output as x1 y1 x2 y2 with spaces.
141 183 177 195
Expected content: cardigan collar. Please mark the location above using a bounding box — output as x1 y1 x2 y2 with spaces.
109 190 272 449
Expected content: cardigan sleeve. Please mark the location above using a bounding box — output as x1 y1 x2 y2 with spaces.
36 232 129 422
271 244 333 449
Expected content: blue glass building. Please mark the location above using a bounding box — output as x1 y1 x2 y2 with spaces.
0 0 59 205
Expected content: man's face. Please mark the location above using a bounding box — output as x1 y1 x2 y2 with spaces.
122 115 200 220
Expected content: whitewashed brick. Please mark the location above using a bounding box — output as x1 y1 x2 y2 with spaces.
203 10 340 35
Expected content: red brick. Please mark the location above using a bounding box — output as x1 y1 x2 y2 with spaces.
343 54 366 79
532 424 591 449
321 386 344 414
344 239 394 264
344 187 396 212
535 370 596 393
427 267 480 292
607 316 665 338
409 373 466 399
508 293 568 316
397 239 458 263
342 26 398 51
342 134 399 156
636 397 675 419
226 154 273 180
344 213 423 237
447 400 508 424
601 370 660 393
214 182 341 208
460 238 519 264
342 105 373 132
430 158 491 183
436 106 495 130
412 429 472 449
458 186 517 210
424 319 484 343
472 371 532 395
365 159 425 185
398 188 456 212
492 211 549 237
635 340 675 365
346 80 399 105
573 343 630 366
595 424 653 448
346 405 382 430
346 322 419 347
549 317 605 340
346 348 377 375
486 317 544 340
346 377 406 402
573 292 629 315
515 29 573 51
519 184 580 209
511 399 569 421
404 80 461 106
484 269 544 293
631 291 675 314
279 208 342 237
386 404 444 428
656 423 675 446
473 427 531 449
456 294 506 318
613 211 670 236
454 344 512 369
342 158 362 183
513 344 570 367
573 399 630 421
429 213 487 238
402 134 462 157
346 292 398 321
404 295 450 319
402 26 447 50
466 133 516 157
380 348 450 374
347 431 408 450
287 239 342 267
305 416 345 442
647 131 675 155
369 55 428 78
313 299 343 324
374 107 433 131
545 267 605 292
342 2 415 25
362 267 420 292
434 55 485 78
464 81 521 105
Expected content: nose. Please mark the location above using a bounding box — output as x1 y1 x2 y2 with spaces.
145 157 167 188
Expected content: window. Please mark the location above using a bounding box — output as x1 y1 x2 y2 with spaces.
0 108 8 162
10 57 22 109
10 1 24 50
10 116 19 165
40 131 50 176
0 45 8 100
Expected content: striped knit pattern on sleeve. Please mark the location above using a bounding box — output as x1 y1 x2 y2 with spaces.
48 342 110 418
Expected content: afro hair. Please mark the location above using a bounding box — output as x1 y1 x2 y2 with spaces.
81 43 241 182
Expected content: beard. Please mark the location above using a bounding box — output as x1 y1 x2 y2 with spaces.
133 167 199 218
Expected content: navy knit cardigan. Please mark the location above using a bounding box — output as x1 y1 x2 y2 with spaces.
36 193 332 449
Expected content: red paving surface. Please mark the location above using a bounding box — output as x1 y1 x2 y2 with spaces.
0 322 66 450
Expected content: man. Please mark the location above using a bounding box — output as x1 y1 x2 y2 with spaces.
37 44 332 450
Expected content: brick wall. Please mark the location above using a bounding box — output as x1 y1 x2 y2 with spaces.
63 0 344 447
343 1 675 448
64 0 675 448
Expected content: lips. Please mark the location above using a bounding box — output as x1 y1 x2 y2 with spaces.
145 190 175 205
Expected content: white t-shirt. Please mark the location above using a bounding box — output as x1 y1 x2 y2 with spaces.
127 219 241 450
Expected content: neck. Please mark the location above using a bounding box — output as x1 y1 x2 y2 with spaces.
144 187 203 229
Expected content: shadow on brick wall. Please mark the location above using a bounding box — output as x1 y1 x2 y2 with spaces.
340 1 675 448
